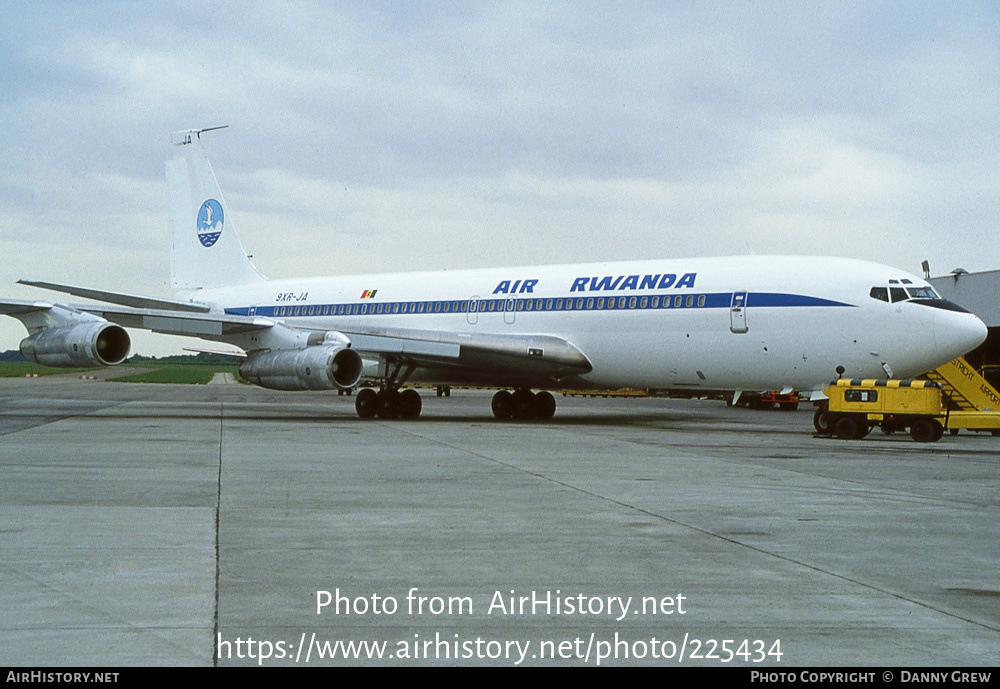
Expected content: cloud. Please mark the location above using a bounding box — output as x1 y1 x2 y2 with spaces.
2 1 999 353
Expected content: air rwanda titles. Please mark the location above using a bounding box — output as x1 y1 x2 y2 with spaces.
488 590 686 622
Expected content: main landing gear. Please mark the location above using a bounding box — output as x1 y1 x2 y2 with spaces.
491 389 556 421
354 385 558 420
355 361 422 420
355 387 422 419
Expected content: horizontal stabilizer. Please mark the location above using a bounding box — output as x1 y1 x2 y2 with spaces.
171 126 229 146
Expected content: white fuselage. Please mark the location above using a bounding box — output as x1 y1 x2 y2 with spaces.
187 255 987 393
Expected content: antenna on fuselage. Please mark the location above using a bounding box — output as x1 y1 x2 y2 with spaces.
171 125 229 146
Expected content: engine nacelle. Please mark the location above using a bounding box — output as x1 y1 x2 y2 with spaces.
239 346 363 391
20 323 131 368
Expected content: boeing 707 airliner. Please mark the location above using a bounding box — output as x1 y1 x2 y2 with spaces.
1 129 988 421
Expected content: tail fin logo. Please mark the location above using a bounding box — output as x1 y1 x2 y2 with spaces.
197 199 224 248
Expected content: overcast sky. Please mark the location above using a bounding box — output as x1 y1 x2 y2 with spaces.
2 1 999 355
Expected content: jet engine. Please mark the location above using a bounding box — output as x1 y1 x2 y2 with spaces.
239 346 363 391
20 323 131 367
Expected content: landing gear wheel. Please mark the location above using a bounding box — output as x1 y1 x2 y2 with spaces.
910 418 943 443
492 389 556 420
398 389 422 419
355 388 378 419
492 390 514 419
512 389 537 420
535 391 556 420
376 390 401 419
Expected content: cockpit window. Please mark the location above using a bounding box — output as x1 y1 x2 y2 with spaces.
905 286 940 299
872 283 945 304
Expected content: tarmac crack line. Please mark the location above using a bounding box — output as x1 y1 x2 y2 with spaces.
389 424 1000 635
573 427 997 513
212 402 224 668
0 400 135 436
0 560 200 656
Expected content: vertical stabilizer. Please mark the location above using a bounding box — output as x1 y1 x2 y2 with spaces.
168 128 267 291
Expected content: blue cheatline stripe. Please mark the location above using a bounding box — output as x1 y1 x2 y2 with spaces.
747 293 851 308
223 291 854 318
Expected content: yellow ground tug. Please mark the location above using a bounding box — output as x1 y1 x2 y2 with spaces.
813 357 1000 442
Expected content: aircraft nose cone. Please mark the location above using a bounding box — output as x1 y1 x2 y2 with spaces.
936 313 988 362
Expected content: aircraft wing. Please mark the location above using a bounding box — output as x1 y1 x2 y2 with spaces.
88 304 591 385
3 295 592 386
0 298 273 337
0 299 57 317
335 323 593 386
16 280 212 313
75 303 274 337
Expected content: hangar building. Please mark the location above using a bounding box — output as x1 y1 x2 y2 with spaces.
929 268 1000 373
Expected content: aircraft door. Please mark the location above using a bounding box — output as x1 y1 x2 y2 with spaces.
730 291 748 333
467 297 479 325
504 298 516 325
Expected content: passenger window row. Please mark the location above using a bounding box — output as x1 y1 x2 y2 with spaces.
268 293 714 317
